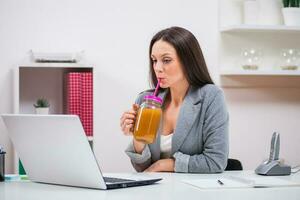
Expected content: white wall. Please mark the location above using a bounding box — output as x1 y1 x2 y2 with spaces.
0 0 299 173
225 88 300 169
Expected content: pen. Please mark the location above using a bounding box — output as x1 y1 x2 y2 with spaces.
217 179 224 186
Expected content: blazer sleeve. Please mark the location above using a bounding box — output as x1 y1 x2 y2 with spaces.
124 91 153 172
173 90 229 173
125 141 152 172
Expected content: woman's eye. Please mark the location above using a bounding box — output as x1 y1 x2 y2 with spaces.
163 59 171 64
152 59 157 63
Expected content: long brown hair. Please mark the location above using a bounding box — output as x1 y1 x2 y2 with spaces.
149 26 214 88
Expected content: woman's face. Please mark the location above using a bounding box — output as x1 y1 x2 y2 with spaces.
151 40 187 89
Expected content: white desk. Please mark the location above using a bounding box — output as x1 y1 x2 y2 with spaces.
1 171 300 200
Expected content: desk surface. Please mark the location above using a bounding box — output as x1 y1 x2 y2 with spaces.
1 171 300 200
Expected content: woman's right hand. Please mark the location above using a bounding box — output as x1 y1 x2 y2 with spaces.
121 104 146 154
120 104 139 136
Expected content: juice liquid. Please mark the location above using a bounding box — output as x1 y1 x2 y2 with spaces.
133 107 162 144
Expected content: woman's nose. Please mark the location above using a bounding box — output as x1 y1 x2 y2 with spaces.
154 62 163 72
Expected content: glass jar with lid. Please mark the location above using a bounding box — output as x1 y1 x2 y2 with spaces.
133 95 162 144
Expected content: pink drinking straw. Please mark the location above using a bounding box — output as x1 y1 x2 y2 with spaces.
153 79 160 96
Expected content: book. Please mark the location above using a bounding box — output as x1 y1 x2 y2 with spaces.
67 72 82 118
66 72 93 137
81 72 93 136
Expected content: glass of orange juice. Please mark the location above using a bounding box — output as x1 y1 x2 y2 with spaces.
133 95 162 144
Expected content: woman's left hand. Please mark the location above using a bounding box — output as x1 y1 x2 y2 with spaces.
144 159 175 172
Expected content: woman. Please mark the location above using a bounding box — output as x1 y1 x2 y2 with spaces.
120 26 229 173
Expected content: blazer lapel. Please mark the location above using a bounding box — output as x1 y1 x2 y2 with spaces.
171 87 203 154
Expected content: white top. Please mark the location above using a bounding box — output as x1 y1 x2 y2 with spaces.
160 133 173 159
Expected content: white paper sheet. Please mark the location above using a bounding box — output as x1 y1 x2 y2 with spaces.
182 176 300 189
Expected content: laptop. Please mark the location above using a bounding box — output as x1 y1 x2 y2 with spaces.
1 114 162 189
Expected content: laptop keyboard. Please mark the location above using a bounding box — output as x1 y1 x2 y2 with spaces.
103 177 134 183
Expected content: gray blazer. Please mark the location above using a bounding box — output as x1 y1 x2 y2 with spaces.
125 84 229 173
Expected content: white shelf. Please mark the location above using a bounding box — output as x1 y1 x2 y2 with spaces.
14 65 95 173
218 0 300 87
220 69 300 76
220 25 300 33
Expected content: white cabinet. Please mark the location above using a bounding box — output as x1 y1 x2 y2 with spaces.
13 62 94 173
218 0 300 87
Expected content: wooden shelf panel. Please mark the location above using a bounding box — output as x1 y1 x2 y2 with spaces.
219 75 300 88
220 69 300 76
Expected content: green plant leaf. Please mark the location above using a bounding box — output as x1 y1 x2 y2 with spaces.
283 0 289 7
33 98 50 108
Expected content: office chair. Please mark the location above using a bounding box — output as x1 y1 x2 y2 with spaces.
225 158 243 171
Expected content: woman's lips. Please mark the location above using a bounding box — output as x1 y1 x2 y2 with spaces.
159 78 166 84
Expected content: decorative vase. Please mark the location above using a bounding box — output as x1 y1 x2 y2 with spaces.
35 107 49 115
244 0 259 25
282 8 300 26
239 48 263 70
257 0 284 25
221 0 243 26
276 49 299 70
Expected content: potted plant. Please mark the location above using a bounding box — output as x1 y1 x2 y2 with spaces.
282 0 300 25
34 98 50 114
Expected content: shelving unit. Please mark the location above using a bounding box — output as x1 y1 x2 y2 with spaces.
13 62 94 174
218 0 300 86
